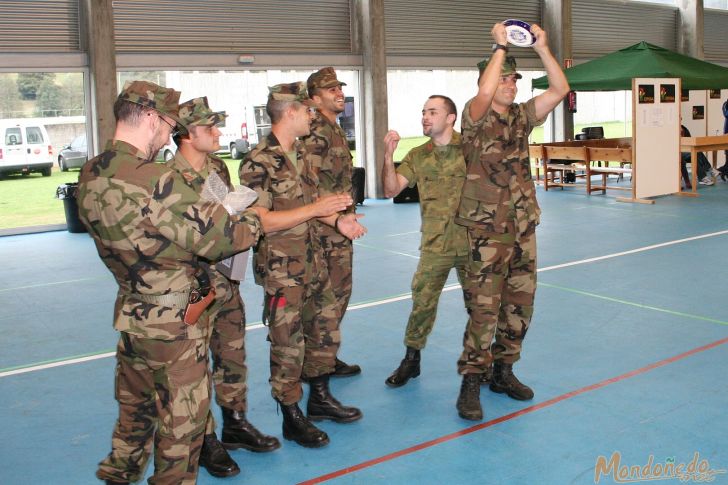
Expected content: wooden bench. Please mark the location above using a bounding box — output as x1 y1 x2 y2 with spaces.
587 147 633 194
528 144 544 184
542 145 589 191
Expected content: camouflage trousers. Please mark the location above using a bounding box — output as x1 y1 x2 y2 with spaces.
323 241 353 338
263 271 340 404
404 251 469 350
459 226 537 374
97 333 210 485
204 278 248 435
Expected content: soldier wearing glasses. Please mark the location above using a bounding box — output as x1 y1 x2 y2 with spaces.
78 81 263 485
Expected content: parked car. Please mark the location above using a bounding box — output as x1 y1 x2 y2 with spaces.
0 120 54 177
58 134 87 171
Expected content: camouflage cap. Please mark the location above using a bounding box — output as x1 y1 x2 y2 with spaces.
118 80 182 122
307 67 347 92
477 56 522 79
268 82 314 106
178 96 227 133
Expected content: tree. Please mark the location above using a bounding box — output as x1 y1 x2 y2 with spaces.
36 77 64 116
0 75 22 117
16 73 55 100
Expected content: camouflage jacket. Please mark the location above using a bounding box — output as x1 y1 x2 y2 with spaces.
396 131 468 256
78 140 261 340
239 132 321 288
456 98 545 235
302 111 353 250
166 151 239 300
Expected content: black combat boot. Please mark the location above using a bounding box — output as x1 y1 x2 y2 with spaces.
278 400 330 448
199 432 240 478
456 374 483 421
385 346 420 388
332 357 362 377
479 362 493 385
307 375 363 423
221 408 281 452
489 361 534 400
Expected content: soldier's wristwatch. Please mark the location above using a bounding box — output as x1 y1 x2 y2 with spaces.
492 43 508 53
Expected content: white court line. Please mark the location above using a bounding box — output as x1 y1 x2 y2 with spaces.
0 352 116 378
3 229 727 378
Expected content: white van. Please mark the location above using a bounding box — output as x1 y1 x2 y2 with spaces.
0 120 54 177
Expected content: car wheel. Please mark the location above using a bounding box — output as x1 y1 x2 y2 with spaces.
230 144 241 160
41 167 52 177
164 150 174 162
59 157 68 172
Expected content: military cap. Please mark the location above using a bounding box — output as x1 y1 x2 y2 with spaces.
307 67 347 92
178 96 227 134
477 56 522 79
268 82 314 106
118 80 182 122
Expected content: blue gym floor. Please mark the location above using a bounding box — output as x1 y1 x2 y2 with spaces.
1 183 728 485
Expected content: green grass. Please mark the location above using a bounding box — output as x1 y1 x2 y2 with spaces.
0 169 80 229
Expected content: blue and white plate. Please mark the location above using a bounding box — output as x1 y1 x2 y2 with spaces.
503 19 535 47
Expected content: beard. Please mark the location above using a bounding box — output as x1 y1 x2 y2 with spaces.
145 127 168 163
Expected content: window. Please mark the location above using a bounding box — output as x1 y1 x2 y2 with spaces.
0 71 87 233
5 128 22 145
26 126 43 144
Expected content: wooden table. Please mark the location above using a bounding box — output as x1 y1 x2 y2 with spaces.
679 134 728 197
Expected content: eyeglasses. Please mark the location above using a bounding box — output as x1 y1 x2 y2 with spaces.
157 115 179 137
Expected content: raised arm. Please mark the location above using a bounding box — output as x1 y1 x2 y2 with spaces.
530 24 570 120
468 23 509 122
382 130 410 198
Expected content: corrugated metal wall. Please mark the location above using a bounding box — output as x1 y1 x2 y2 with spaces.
112 0 352 53
384 0 541 59
0 0 79 52
572 0 678 59
704 9 728 63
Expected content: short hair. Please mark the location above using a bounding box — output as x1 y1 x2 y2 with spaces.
428 95 457 119
113 98 150 125
266 98 293 124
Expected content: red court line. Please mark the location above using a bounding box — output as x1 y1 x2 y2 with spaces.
299 335 728 485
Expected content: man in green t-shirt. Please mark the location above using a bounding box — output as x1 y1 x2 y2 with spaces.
381 95 470 390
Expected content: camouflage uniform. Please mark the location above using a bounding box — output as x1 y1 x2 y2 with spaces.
302 68 355 353
395 132 469 349
455 93 545 374
169 97 251 434
240 131 340 405
167 152 251 425
79 82 261 484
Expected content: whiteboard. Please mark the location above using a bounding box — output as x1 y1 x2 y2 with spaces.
633 78 681 199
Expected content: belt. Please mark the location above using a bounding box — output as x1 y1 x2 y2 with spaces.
126 289 190 309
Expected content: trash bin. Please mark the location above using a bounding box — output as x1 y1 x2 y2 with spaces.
56 182 87 233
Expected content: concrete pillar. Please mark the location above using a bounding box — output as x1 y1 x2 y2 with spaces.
356 0 388 198
543 0 573 140
80 0 117 156
678 0 704 58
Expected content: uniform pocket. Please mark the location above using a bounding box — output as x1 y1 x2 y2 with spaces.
458 181 508 232
420 217 447 252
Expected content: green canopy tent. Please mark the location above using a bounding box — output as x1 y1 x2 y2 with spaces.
532 41 728 91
